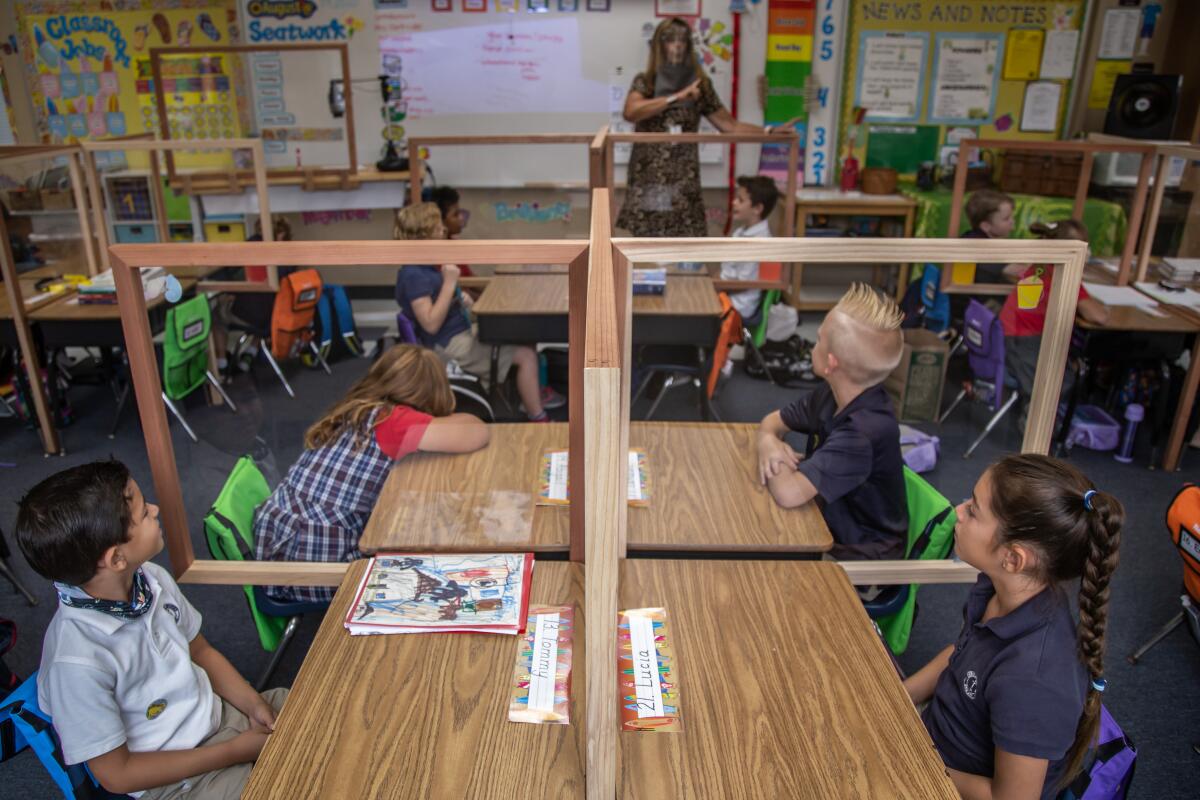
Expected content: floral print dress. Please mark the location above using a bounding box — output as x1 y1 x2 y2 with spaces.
616 72 723 238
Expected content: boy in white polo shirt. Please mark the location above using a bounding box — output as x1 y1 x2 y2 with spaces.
16 460 288 799
720 174 780 327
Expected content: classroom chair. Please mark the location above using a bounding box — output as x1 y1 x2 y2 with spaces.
392 312 495 421
739 261 785 384
1129 484 1200 665
0 526 37 606
203 455 328 691
866 467 957 655
232 269 330 398
0 672 131 799
160 295 239 444
937 300 1019 458
632 345 720 421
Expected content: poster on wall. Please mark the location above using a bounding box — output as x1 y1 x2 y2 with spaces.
855 31 927 122
15 0 244 169
929 34 1003 125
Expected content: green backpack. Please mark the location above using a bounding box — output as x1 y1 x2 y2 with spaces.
876 467 958 654
202 456 287 651
162 295 212 402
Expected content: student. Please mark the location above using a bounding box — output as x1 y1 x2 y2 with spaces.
1001 219 1108 429
393 202 563 420
15 460 285 798
721 175 780 326
429 185 468 240
962 189 1018 284
904 454 1121 799
756 283 908 562
254 345 490 603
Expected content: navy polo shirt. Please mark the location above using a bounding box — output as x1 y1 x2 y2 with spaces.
779 383 907 560
922 575 1088 799
962 229 1007 284
395 266 470 348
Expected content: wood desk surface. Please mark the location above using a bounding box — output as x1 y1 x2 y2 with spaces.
243 560 585 800
360 423 570 554
361 422 832 555
0 282 71 318
619 559 957 799
29 279 198 322
474 274 721 317
942 282 1013 297
1078 303 1200 334
628 422 832 553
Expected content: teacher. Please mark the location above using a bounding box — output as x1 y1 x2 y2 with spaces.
618 17 784 237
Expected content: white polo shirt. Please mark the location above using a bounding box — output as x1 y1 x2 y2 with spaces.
37 561 220 766
719 219 772 320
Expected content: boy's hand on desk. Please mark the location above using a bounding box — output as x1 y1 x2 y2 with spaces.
227 729 271 763
757 436 800 485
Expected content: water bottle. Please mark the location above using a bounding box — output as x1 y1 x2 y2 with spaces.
1114 403 1144 464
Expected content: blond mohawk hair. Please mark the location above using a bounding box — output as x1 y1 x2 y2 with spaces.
825 283 905 386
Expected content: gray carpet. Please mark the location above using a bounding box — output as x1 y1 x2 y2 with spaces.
0 343 1196 798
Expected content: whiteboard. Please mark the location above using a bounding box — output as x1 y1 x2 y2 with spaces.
239 0 735 187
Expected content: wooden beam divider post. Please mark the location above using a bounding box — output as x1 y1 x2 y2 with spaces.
65 151 99 276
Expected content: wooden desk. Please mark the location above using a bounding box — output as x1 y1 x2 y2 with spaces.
360 423 832 555
360 423 570 554
29 278 197 349
627 422 832 553
941 282 1013 297
243 560 585 800
495 263 568 275
793 189 917 309
619 559 957 799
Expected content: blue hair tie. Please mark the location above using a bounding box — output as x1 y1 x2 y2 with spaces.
1083 489 1097 511
1091 678 1107 693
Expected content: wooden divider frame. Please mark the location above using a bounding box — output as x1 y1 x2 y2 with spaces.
110 238 589 584
946 138 1155 287
82 138 277 292
406 132 608 207
150 44 357 190
0 144 99 276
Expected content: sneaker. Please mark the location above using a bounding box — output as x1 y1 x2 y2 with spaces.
540 386 566 410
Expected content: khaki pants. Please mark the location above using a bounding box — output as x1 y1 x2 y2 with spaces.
436 329 516 388
139 688 289 800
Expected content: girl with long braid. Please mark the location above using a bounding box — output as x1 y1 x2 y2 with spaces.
904 454 1121 799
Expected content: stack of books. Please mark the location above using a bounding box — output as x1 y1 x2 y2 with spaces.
1161 258 1200 282
632 268 667 296
77 267 167 305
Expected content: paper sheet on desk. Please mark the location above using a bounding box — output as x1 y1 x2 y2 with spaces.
1135 282 1200 310
1082 282 1162 308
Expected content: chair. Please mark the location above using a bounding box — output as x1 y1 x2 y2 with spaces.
865 467 957 654
0 672 130 799
160 295 238 444
632 345 720 421
938 300 1019 458
392 312 494 421
740 261 785 384
1129 484 1200 665
233 269 330 398
203 456 328 690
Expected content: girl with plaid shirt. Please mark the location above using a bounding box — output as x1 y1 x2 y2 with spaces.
253 345 490 602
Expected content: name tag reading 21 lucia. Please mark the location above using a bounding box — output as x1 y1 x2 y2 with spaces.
618 608 682 732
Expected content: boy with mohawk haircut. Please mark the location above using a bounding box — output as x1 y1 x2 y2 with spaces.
756 283 909 563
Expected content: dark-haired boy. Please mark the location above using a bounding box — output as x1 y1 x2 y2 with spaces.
16 461 287 799
721 175 780 326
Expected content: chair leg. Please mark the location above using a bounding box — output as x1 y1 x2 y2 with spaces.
260 347 295 398
964 391 1019 458
0 558 38 606
205 372 238 413
938 388 968 424
631 369 655 407
161 393 199 443
644 374 676 420
308 341 332 375
1128 611 1185 665
743 329 776 385
256 615 301 691
694 377 722 422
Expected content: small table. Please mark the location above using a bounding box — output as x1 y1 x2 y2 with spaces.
360 423 833 555
618 559 956 798
30 279 198 348
242 559 586 799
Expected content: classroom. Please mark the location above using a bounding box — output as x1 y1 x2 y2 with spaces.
0 0 1198 797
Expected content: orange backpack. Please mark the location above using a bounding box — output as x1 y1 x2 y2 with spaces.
1167 484 1200 602
270 269 323 361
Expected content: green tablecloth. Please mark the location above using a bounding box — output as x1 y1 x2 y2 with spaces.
899 182 1128 257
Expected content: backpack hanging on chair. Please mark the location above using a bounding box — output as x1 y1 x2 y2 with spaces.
303 284 363 367
270 270 322 362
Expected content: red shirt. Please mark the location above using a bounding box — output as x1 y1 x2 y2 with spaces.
373 405 432 459
999 264 1090 338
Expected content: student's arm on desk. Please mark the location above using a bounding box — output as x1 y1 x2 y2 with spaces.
756 410 801 485
946 751 1049 800
766 466 819 508
1077 297 1109 326
418 413 490 453
409 264 461 335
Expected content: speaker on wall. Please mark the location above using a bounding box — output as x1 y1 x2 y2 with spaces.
1104 73 1182 140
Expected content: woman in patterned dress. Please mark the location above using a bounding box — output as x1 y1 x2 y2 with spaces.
618 17 787 237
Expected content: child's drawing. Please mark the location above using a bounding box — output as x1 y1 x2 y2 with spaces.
350 554 526 629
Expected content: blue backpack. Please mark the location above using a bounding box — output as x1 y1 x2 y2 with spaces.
305 284 363 366
0 672 128 798
1059 706 1137 800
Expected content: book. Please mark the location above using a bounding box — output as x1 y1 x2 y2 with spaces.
632 268 666 295
343 553 534 636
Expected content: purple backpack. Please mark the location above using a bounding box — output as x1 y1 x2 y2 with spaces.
1060 706 1136 799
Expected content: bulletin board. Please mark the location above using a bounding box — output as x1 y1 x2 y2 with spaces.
14 0 246 169
840 0 1087 177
